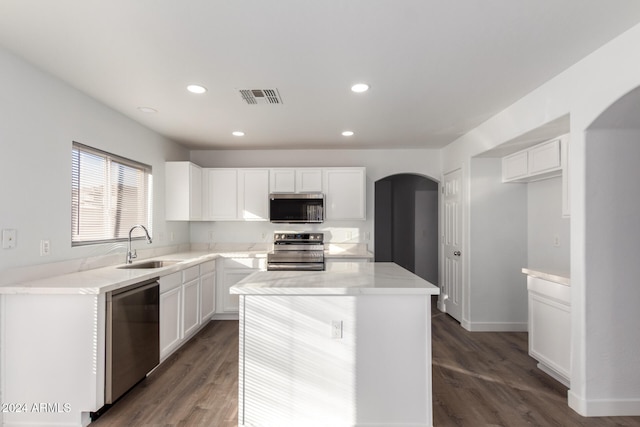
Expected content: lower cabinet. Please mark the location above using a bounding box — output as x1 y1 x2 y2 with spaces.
527 275 571 386
182 276 201 338
215 257 266 318
159 260 217 361
200 260 216 322
160 272 183 360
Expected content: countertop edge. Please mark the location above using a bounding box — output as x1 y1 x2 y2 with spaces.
522 268 570 286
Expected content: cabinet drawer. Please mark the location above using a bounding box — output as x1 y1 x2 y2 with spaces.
200 260 216 274
183 265 200 282
160 271 182 293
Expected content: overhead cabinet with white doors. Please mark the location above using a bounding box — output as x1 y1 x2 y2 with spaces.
502 137 565 183
165 163 366 222
323 167 366 220
501 135 570 217
270 168 323 193
165 161 202 221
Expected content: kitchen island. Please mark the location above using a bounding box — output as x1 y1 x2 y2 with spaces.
230 262 440 427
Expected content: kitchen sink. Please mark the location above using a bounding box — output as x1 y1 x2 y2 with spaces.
118 260 181 269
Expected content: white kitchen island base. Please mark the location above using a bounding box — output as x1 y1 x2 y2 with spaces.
232 262 440 427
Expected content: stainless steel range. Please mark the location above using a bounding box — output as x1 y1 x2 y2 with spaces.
267 232 325 271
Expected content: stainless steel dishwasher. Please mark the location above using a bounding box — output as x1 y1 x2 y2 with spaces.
105 278 160 404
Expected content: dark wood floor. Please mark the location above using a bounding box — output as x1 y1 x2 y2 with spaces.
92 299 640 426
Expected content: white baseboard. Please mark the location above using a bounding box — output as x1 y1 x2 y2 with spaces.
537 362 570 387
463 321 528 332
568 391 640 416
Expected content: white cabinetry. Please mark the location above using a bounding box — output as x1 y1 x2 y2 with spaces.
502 138 563 183
182 265 201 338
527 274 571 386
160 272 183 360
165 161 202 220
199 260 216 322
238 169 269 220
323 168 366 220
204 168 238 220
270 168 323 193
502 151 529 182
215 257 265 317
204 168 269 221
160 260 216 361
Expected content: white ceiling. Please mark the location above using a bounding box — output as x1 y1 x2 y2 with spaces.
2 1 640 151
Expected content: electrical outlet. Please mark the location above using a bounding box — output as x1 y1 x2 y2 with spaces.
158 231 165 242
40 240 51 256
208 230 215 241
2 229 16 249
331 320 343 339
170 232 175 242
553 235 560 247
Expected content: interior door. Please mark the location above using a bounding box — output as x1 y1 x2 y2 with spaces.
443 168 463 322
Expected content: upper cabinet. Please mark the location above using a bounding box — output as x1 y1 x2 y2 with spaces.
323 168 366 221
270 168 322 193
502 138 563 183
165 162 202 221
204 169 238 220
166 164 366 222
238 169 269 221
204 168 269 221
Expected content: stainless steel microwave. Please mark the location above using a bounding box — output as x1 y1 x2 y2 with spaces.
269 193 324 223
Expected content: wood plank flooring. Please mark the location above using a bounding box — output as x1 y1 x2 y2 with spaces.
91 299 640 426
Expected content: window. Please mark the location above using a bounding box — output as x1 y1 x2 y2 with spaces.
71 142 152 246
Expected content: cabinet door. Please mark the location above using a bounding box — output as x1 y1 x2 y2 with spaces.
323 168 366 220
189 163 202 220
270 169 296 193
238 169 269 220
296 168 323 192
206 169 238 220
160 287 182 359
200 271 216 323
529 139 561 176
166 161 202 221
182 279 200 337
221 270 254 313
502 151 529 182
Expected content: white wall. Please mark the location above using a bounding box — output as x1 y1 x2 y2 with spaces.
189 149 441 251
581 127 640 413
527 177 570 274
469 158 528 330
441 21 640 415
0 48 190 274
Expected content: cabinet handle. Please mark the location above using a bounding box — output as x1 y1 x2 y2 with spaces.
453 251 461 256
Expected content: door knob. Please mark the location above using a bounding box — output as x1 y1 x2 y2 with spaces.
453 251 461 256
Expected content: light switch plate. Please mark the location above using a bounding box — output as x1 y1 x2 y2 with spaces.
2 229 17 249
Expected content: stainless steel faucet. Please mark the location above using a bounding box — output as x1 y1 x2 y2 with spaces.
127 224 153 264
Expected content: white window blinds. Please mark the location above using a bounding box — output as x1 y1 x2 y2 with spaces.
71 142 152 246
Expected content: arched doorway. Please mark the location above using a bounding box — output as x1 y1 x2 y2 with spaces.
374 174 439 283
572 85 640 415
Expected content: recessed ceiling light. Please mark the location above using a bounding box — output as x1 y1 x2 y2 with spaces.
342 131 355 137
137 106 157 113
232 131 245 137
351 83 369 93
187 84 207 94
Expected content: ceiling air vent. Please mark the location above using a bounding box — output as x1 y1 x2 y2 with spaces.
239 89 283 105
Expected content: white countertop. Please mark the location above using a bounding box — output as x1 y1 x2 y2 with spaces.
522 268 570 286
230 262 440 296
0 243 374 295
0 251 265 295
